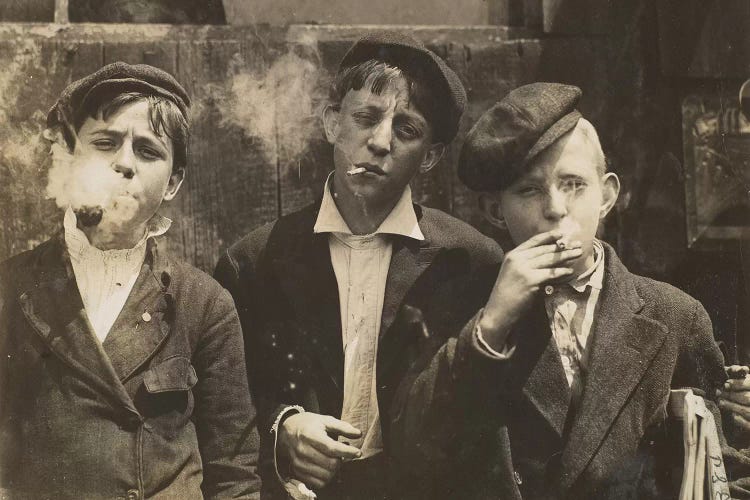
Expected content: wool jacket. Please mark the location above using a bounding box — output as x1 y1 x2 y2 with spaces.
213 201 502 499
0 234 261 499
389 242 750 499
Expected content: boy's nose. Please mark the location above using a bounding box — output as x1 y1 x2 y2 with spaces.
543 189 568 219
367 120 392 156
112 145 136 179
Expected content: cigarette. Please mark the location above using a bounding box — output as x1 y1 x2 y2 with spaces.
346 167 367 176
556 239 567 250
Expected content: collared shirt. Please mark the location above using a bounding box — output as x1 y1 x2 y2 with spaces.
542 239 605 396
63 208 171 342
313 174 424 459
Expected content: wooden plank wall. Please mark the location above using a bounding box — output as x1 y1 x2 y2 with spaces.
0 24 608 272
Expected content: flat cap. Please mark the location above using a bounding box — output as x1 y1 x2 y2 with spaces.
459 82 582 191
47 61 190 146
340 30 466 143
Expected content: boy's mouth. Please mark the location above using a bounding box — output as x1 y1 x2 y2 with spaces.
354 162 385 176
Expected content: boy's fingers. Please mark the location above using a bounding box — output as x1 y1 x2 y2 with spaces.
719 399 750 421
726 365 750 379
722 377 750 393
718 388 750 406
310 437 362 459
531 267 574 285
532 248 583 268
324 417 362 439
515 231 563 251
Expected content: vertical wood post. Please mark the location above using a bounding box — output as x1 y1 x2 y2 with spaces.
54 0 68 23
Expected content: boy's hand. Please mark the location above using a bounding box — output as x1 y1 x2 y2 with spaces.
279 412 362 490
718 366 750 444
479 230 582 350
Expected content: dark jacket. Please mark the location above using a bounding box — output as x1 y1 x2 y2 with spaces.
0 234 261 499
390 242 749 499
213 201 502 499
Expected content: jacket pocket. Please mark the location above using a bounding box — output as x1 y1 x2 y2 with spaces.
137 356 198 438
143 356 198 393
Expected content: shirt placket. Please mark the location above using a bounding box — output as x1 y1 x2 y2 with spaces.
341 242 379 450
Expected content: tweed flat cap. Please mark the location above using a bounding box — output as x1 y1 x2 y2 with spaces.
47 62 190 147
459 82 582 191
340 30 466 143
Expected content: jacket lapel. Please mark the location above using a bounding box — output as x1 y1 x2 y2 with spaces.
102 240 173 383
518 298 572 438
380 238 438 337
558 245 667 491
17 237 137 414
272 207 344 393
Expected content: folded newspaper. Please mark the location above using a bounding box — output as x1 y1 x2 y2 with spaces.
669 389 731 500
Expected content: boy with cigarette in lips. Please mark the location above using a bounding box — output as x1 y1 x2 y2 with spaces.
389 82 750 499
214 31 501 499
0 63 261 499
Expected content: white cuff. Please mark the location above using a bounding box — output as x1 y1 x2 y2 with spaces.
271 405 305 484
474 312 516 359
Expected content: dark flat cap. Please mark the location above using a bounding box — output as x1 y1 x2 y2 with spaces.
340 30 466 143
47 62 190 146
459 82 582 191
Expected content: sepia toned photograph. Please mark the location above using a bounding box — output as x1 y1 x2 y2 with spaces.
0 0 749 499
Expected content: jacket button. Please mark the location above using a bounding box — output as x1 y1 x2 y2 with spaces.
126 489 140 500
514 470 523 485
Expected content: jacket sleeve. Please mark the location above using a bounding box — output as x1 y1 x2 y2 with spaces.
673 300 750 498
193 286 262 499
389 307 521 499
214 248 297 496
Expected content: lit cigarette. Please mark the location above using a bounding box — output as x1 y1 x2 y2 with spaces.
346 167 367 176
556 239 567 250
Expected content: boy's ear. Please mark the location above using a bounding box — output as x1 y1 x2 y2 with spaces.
599 172 620 219
163 168 185 202
478 193 507 229
322 104 341 145
419 143 446 174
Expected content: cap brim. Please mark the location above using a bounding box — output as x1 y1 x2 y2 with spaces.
80 78 189 119
524 110 581 164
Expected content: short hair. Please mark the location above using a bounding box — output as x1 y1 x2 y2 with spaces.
574 118 607 175
330 59 441 142
75 91 189 172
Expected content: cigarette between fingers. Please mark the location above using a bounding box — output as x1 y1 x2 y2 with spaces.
346 167 367 176
556 239 567 250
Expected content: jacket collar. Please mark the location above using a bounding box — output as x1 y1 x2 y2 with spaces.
558 241 667 491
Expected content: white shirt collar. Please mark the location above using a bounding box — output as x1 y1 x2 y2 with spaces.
313 172 425 241
569 239 605 293
63 207 172 260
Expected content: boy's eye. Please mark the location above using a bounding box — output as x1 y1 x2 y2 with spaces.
137 146 164 161
352 112 378 126
561 179 586 192
395 124 421 140
517 185 542 196
92 139 116 150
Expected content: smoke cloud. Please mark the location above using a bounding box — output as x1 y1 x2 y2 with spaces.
217 36 328 166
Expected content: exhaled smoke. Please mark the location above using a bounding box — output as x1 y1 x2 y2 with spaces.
218 37 327 166
45 129 140 230
0 42 57 257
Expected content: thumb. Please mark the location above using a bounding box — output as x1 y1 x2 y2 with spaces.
323 417 362 439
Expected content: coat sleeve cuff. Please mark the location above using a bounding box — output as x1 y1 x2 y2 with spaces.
474 309 516 359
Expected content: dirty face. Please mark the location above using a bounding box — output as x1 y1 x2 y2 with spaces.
72 98 182 237
324 74 442 212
